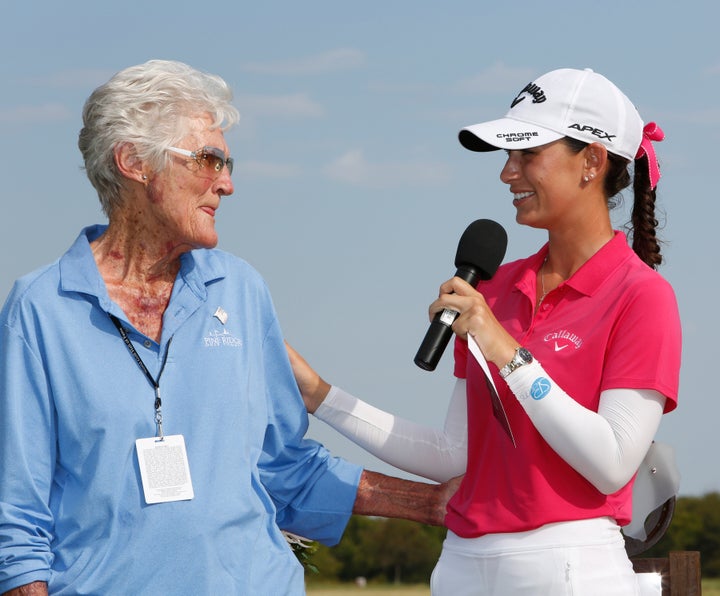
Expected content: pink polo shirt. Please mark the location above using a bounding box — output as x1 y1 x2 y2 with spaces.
445 231 681 538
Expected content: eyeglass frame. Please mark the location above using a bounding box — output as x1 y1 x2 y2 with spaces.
166 146 234 175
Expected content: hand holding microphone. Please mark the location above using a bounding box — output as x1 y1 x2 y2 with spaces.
414 219 507 371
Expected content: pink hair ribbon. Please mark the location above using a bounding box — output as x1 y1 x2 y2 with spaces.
635 122 664 189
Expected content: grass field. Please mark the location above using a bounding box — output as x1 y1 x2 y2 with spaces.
307 579 720 595
307 586 429 595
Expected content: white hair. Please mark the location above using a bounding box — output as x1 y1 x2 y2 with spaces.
78 59 240 216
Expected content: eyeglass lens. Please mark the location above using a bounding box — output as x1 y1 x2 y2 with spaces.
199 147 233 175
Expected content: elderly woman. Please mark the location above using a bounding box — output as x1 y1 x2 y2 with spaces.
0 60 449 595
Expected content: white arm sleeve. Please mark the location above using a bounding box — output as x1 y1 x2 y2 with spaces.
313 380 468 482
505 360 666 494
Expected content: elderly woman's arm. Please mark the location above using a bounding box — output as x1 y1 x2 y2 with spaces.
2 582 49 596
354 470 461 526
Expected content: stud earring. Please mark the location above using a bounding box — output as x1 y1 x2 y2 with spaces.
583 176 589 183
142 174 148 181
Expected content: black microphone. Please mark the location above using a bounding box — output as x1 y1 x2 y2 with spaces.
414 219 507 371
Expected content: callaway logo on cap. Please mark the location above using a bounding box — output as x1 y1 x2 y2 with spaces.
459 68 644 161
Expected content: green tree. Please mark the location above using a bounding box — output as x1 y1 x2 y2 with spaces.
306 516 445 585
642 492 720 577
351 518 443 583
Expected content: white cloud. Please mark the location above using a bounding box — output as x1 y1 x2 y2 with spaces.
704 62 720 76
239 48 366 76
236 93 324 118
323 149 450 188
24 68 115 89
238 160 302 178
0 103 71 124
455 61 536 94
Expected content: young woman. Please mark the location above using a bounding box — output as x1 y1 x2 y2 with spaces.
289 68 681 595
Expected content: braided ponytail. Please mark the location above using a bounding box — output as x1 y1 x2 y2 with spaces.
563 137 663 269
629 154 663 269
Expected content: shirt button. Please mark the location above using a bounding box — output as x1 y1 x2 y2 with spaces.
143 340 152 348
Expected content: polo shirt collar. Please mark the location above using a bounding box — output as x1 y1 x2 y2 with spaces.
563 231 633 297
515 230 632 299
59 225 227 314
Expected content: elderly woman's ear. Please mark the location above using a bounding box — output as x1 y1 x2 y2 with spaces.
114 142 147 185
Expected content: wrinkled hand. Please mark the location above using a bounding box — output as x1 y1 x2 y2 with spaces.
429 277 517 369
432 474 464 526
285 341 331 414
354 471 463 527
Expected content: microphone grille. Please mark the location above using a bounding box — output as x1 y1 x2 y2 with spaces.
455 219 508 280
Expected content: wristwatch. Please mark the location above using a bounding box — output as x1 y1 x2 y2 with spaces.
499 346 533 379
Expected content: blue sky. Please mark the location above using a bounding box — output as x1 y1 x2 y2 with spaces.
1 1 718 496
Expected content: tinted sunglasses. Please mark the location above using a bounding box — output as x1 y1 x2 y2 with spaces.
166 146 234 175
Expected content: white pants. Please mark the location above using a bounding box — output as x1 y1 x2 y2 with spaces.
430 518 641 596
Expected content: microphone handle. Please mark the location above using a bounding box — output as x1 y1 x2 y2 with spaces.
413 266 481 371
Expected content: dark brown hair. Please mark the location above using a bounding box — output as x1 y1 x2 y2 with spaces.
563 137 662 269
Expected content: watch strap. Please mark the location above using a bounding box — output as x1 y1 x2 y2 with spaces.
499 347 532 379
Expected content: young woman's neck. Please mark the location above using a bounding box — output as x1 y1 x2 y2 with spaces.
545 214 614 279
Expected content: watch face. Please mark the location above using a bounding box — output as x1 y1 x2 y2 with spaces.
518 347 533 364
500 346 534 379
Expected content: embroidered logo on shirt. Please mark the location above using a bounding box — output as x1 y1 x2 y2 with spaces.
543 329 583 351
203 328 243 348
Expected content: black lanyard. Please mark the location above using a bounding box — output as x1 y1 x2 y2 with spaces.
109 314 173 438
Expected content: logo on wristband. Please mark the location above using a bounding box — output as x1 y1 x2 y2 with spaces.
530 377 552 400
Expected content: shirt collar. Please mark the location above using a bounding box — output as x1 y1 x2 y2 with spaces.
59 225 226 312
514 230 633 299
563 231 634 297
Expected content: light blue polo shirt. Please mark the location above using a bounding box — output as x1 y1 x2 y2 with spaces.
0 225 361 595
